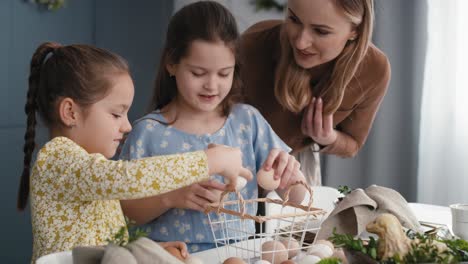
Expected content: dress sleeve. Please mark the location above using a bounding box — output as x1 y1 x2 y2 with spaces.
119 118 154 160
34 137 209 201
321 49 391 157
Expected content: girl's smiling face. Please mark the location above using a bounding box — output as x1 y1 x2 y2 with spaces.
68 73 134 158
167 39 235 115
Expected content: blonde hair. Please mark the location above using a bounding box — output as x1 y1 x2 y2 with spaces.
274 0 374 115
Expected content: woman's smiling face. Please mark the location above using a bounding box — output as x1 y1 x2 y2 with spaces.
285 0 357 69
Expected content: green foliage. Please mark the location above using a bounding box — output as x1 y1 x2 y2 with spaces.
329 228 466 264
317 257 342 264
337 185 352 195
106 216 150 246
250 0 285 12
329 228 378 260
31 0 66 11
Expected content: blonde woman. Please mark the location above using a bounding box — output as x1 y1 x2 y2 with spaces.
240 0 390 185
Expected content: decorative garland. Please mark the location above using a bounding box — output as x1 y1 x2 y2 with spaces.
31 0 66 11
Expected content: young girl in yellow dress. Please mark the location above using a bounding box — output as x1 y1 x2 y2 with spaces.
17 42 252 262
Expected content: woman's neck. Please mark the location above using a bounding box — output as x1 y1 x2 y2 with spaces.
162 100 226 135
308 60 334 85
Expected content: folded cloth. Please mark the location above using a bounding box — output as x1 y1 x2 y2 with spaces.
72 237 184 264
73 246 105 264
126 237 184 264
101 244 137 264
315 185 422 240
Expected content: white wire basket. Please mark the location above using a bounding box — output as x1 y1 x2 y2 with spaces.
205 182 327 264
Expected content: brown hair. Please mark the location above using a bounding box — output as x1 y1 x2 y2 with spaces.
275 0 374 114
17 42 129 211
149 0 242 116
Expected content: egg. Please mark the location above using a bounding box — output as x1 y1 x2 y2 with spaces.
280 261 296 264
257 168 280 190
225 176 247 191
184 255 204 264
297 255 321 264
314 240 334 251
254 260 272 264
286 184 307 205
164 246 185 261
278 237 300 258
306 244 333 259
223 257 247 264
262 241 288 264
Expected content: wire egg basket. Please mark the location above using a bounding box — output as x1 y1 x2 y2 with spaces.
204 182 327 263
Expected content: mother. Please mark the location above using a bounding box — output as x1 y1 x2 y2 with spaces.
240 0 390 185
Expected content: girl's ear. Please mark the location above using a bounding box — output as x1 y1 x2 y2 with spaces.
58 97 79 127
166 64 176 77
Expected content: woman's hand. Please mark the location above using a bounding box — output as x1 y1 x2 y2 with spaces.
164 180 225 212
205 144 253 191
159 241 188 258
301 97 337 146
262 149 301 189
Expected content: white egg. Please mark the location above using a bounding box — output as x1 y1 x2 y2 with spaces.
254 260 271 264
225 176 247 191
297 255 321 264
307 244 333 259
257 168 280 190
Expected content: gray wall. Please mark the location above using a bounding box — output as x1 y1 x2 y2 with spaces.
323 0 427 202
0 1 172 262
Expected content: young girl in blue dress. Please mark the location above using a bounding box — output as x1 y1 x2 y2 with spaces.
119 1 306 253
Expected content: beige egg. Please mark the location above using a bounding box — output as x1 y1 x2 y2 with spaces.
286 184 307 205
223 257 247 264
164 246 185 261
262 241 288 264
278 237 301 259
257 168 280 190
314 240 334 251
331 248 348 264
307 244 333 259
185 255 204 264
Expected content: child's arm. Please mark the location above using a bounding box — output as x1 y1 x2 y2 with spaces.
34 137 251 201
121 179 225 225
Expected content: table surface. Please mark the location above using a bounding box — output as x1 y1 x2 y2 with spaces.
192 202 453 264
36 202 453 264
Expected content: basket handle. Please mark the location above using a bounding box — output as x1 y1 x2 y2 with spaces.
217 190 246 216
282 181 313 208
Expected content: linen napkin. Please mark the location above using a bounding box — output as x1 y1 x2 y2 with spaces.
315 185 422 240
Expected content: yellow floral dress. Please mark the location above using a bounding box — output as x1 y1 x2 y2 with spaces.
30 136 209 262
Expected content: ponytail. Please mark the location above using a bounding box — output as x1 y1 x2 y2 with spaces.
17 42 60 211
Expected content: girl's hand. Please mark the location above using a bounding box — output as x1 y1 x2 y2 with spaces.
301 97 338 146
262 149 301 189
159 241 188 258
205 144 253 191
165 180 225 212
